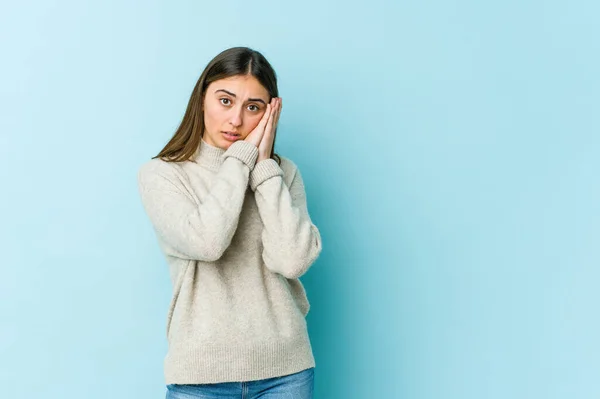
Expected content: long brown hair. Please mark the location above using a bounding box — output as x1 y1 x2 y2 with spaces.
153 47 281 164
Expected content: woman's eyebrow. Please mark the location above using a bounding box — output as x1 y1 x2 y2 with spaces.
215 89 266 105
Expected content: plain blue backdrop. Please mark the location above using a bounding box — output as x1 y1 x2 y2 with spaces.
1 1 598 398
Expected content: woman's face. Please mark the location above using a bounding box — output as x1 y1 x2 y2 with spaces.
202 74 271 150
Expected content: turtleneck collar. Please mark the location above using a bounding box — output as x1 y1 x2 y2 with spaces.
193 139 226 171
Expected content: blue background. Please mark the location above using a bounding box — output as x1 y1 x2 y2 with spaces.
1 1 598 398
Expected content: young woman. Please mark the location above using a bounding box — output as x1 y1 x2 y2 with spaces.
137 46 323 399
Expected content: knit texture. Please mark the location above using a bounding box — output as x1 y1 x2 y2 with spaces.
137 139 323 384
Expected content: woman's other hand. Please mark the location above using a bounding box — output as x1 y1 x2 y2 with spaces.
244 97 281 162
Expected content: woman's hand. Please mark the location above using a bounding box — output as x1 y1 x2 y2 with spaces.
244 97 281 162
258 97 281 162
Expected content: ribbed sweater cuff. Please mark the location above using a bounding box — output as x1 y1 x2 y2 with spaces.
250 158 284 192
223 141 259 170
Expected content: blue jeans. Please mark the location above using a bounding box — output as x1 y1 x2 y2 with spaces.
165 367 314 399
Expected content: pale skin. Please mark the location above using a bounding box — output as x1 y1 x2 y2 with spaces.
202 74 281 163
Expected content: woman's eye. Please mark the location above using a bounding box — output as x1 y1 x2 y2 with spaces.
220 98 231 106
248 104 259 112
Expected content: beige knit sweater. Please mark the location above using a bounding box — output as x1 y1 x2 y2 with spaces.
137 138 322 384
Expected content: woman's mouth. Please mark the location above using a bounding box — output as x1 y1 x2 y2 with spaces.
222 131 240 141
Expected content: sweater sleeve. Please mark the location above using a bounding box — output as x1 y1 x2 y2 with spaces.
137 140 258 261
249 158 323 279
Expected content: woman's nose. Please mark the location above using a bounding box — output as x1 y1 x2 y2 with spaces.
229 107 243 127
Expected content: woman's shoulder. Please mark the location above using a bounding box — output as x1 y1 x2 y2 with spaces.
139 157 175 177
137 157 186 190
276 154 308 187
275 154 294 173
277 154 299 173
